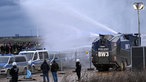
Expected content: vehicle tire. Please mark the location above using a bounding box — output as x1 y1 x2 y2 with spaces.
104 67 109 71
98 68 104 71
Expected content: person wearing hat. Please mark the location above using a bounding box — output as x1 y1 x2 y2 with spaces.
10 62 19 82
75 59 81 81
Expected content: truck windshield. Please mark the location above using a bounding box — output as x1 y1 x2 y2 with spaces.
0 57 9 63
19 52 34 60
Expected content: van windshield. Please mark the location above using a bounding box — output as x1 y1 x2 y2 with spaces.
19 52 34 60
0 57 9 63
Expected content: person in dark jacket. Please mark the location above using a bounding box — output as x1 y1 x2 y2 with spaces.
41 60 50 82
10 62 19 82
75 59 81 81
51 60 59 82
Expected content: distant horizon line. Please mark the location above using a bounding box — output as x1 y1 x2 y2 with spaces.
0 35 40 38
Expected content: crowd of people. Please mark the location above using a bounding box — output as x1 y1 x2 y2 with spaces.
1 38 82 82
0 42 39 55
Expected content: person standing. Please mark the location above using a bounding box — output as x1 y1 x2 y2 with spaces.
51 60 59 82
10 62 19 82
75 59 81 81
41 60 50 82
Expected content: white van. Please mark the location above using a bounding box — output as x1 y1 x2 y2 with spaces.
0 55 28 76
18 50 50 73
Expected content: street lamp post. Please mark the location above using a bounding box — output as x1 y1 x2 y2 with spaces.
133 2 144 46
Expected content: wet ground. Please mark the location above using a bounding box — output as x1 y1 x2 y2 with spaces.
0 71 65 82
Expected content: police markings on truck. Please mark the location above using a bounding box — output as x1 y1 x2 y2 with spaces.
97 52 109 57
97 47 109 57
98 47 109 51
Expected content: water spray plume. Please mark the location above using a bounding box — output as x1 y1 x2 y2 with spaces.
19 0 117 51
69 8 118 34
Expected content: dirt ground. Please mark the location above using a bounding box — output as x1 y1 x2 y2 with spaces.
0 69 125 82
0 71 66 82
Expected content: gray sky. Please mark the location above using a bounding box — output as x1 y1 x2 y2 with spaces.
0 0 36 36
0 0 145 36
0 0 146 50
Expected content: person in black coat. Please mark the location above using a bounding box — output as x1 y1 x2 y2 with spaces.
51 60 59 82
10 62 19 82
41 60 50 82
75 59 81 81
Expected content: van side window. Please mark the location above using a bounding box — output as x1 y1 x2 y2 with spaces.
15 56 26 62
44 52 49 59
33 53 37 60
39 52 43 60
9 57 14 64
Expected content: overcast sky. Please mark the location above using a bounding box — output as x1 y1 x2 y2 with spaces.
0 0 36 36
0 0 145 50
0 0 145 37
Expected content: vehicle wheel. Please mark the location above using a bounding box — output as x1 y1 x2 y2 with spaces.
104 67 109 71
98 68 104 71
